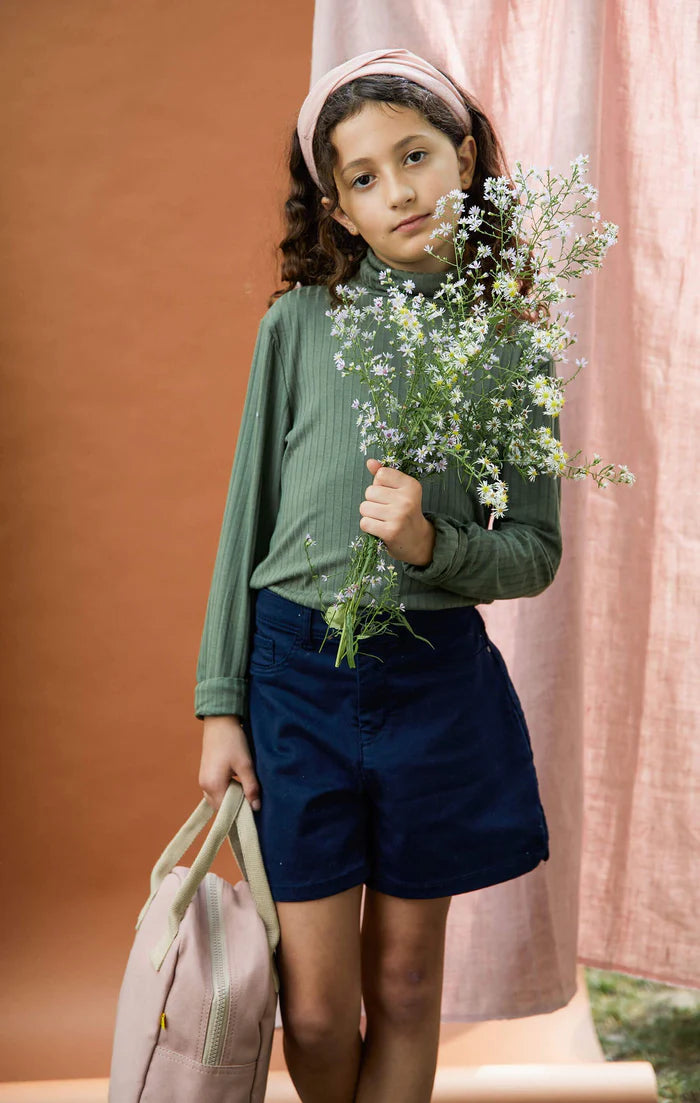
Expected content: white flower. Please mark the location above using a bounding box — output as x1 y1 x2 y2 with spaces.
313 168 631 660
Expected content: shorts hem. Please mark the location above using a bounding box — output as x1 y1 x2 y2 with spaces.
364 844 549 900
268 863 369 902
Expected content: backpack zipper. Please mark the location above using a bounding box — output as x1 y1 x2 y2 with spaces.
202 873 232 1064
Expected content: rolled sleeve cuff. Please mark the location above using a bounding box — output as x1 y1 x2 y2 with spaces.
401 511 465 587
194 676 248 722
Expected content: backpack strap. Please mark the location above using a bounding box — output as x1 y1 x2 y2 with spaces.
136 780 280 990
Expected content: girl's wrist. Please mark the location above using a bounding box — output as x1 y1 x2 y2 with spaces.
412 517 437 567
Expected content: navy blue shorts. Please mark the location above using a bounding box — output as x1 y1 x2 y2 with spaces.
241 586 550 902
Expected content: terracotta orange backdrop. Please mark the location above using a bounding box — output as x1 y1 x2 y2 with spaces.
0 0 315 1081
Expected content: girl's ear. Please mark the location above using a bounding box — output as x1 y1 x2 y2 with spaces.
321 195 359 236
457 135 477 190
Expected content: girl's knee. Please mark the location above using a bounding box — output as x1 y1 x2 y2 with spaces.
281 994 359 1052
364 961 441 1028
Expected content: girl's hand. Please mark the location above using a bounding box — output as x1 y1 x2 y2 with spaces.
199 715 261 815
360 457 436 566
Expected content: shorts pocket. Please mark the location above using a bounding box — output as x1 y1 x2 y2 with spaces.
486 639 535 758
393 613 488 666
439 625 489 668
249 620 302 675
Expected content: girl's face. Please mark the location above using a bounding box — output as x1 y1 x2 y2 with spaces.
321 101 476 274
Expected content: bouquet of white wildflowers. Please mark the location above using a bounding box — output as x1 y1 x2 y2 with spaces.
304 154 635 670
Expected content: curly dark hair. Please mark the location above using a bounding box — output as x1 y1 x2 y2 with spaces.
267 68 545 326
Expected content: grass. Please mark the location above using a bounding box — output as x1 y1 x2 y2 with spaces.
585 966 700 1103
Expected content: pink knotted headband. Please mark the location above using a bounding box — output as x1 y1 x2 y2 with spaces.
297 47 471 191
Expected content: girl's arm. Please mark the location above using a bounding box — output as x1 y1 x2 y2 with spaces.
194 312 292 722
402 355 563 603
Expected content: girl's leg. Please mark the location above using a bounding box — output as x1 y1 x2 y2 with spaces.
276 884 365 1103
356 889 452 1103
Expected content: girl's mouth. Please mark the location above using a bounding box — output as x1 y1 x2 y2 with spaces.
394 213 430 232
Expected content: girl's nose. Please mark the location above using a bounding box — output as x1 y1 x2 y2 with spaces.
389 192 418 217
385 173 417 206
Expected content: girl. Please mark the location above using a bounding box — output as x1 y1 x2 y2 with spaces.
196 47 562 1103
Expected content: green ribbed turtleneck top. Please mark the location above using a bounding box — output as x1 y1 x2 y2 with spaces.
194 245 563 721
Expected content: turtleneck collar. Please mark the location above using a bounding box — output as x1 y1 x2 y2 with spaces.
355 244 452 298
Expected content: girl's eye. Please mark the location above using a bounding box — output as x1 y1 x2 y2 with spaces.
351 150 427 189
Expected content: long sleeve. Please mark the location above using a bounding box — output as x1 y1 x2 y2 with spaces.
402 353 563 603
194 315 292 721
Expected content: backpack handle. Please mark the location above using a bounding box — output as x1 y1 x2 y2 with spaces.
135 780 280 990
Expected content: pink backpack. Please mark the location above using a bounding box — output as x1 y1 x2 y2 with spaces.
108 780 281 1103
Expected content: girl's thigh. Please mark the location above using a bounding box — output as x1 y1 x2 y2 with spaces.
275 884 364 1034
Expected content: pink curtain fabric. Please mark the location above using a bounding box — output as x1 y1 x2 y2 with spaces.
310 0 699 1019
